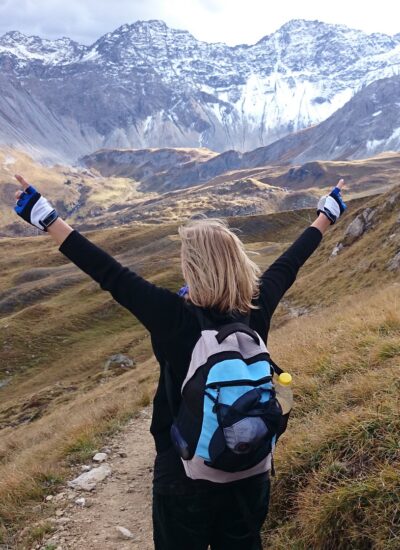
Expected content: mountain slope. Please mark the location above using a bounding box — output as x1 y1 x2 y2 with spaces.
266 283 400 550
2 146 399 236
1 187 399 547
82 143 400 194
1 20 400 161
81 71 400 191
0 75 83 163
237 74 400 164
0 147 161 237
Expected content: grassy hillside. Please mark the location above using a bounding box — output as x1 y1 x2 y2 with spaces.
2 146 399 236
283 187 400 310
0 147 157 237
262 186 400 549
0 187 399 547
266 284 400 549
271 153 400 194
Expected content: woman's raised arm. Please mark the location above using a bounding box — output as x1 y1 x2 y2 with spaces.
13 175 187 339
259 180 347 319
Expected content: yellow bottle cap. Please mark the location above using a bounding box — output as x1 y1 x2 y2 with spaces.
278 372 292 386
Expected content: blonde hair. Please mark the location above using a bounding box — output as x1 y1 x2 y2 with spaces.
178 218 261 314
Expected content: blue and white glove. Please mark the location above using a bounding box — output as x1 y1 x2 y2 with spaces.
317 184 347 224
14 184 58 232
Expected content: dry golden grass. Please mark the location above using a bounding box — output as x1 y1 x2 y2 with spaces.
0 358 157 528
281 187 400 312
0 223 183 545
265 284 400 550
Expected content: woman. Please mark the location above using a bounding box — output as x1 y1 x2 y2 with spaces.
13 174 346 549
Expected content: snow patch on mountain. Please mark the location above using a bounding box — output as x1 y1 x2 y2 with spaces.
366 126 400 152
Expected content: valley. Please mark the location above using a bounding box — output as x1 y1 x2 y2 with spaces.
1 146 399 236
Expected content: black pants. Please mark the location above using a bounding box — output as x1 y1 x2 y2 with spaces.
153 477 270 550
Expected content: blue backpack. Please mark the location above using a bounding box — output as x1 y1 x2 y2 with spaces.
167 307 289 483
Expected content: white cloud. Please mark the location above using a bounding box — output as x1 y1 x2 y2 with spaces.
0 0 399 46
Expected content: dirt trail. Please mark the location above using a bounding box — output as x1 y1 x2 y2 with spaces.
42 409 155 550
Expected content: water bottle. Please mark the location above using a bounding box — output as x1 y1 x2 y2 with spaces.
275 372 293 415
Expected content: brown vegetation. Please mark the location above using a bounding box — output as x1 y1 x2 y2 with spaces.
0 183 399 547
2 146 399 236
266 285 400 549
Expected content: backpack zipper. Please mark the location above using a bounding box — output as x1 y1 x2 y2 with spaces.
205 375 272 389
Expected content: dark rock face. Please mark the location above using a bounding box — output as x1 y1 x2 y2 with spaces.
342 208 377 246
287 163 326 182
229 75 400 166
1 20 400 162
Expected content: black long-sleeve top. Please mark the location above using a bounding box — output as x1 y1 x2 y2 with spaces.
59 226 322 494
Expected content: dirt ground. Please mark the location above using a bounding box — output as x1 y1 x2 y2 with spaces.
41 408 154 550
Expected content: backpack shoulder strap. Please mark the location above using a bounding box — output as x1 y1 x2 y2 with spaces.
267 354 283 375
216 323 260 345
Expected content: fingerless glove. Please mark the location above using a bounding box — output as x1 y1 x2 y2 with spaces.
14 185 58 231
317 186 347 224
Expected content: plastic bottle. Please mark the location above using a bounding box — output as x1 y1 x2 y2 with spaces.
275 372 294 414
278 372 292 386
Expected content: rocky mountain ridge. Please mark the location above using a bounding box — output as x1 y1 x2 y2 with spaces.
1 19 400 161
82 71 400 192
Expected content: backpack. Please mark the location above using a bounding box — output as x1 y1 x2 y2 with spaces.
166 306 292 483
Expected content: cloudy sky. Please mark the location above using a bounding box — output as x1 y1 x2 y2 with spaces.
0 0 399 45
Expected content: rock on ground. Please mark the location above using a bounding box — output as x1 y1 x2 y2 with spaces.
93 452 108 463
387 251 400 271
342 207 376 246
116 526 135 540
68 464 112 491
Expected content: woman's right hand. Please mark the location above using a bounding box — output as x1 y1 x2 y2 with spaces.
14 175 59 232
311 180 347 235
317 179 347 225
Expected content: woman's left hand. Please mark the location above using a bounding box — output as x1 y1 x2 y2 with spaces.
14 174 59 232
317 179 347 225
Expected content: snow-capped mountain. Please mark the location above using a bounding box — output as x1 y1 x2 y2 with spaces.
0 31 85 66
1 19 400 162
81 75 400 191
